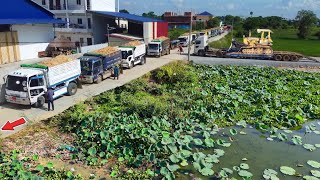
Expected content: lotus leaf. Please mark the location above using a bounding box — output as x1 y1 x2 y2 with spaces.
267 137 274 141
180 150 192 158
167 164 180 172
194 138 204 146
311 170 320 178
240 131 247 135
222 168 233 175
202 131 211 139
306 126 312 133
205 154 219 163
236 120 247 128
279 166 296 175
230 128 238 135
204 138 215 147
88 147 97 156
291 135 303 145
200 167 215 176
193 162 201 171
193 152 206 161
263 169 279 180
240 163 250 170
217 139 231 147
309 124 317 131
304 144 316 151
180 160 188 167
315 144 320 148
214 149 225 157
277 133 288 141
238 170 253 177
314 131 320 135
303 175 320 180
233 166 241 171
307 160 320 168
167 144 178 153
283 130 293 134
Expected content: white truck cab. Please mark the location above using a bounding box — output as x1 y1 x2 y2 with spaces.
119 42 146 69
178 35 189 47
194 35 209 56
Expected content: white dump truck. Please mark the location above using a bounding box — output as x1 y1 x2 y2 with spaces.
147 36 170 57
3 56 81 107
119 41 146 69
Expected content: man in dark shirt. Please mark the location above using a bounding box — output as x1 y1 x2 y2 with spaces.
47 88 55 111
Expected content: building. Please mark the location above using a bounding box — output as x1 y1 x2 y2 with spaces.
32 0 117 46
164 11 193 29
194 11 214 27
0 0 64 64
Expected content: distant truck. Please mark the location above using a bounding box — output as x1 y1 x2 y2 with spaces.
178 35 189 47
3 56 81 107
147 36 170 57
119 41 146 69
79 47 122 84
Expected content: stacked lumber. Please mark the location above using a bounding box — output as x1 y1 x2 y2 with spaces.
39 55 72 67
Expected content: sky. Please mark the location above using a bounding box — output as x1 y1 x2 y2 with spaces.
119 0 320 19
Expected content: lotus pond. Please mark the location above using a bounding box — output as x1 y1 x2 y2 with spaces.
2 61 320 179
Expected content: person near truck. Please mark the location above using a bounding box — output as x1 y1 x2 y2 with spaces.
113 65 120 80
46 88 55 111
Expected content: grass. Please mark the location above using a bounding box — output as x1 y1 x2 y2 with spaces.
210 27 320 57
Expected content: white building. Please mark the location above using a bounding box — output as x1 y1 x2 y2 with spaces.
32 0 117 46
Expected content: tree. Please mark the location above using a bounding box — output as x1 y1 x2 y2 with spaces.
207 18 220 28
250 11 253 17
295 10 317 39
119 9 129 14
142 11 162 19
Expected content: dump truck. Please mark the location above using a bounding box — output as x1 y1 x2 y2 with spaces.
3 55 81 107
119 41 146 69
147 36 170 57
79 46 122 84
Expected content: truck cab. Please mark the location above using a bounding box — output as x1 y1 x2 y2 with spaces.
119 47 134 68
194 35 209 56
79 56 103 84
178 36 189 47
4 69 47 106
147 41 162 56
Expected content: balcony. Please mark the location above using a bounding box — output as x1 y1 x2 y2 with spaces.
55 24 92 33
49 4 86 14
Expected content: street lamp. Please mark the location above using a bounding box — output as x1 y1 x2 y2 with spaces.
107 24 116 45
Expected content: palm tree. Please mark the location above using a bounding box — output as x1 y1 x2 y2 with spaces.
250 11 253 17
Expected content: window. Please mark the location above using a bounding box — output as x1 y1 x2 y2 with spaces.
77 0 81 5
77 18 83 25
80 38 84 45
42 0 46 5
87 18 92 29
30 77 44 87
87 38 92 45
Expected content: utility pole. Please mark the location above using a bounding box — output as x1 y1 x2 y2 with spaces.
187 12 192 61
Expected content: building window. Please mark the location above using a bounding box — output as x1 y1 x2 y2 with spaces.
87 18 91 29
42 0 46 5
87 38 92 46
77 0 81 5
78 18 83 25
80 38 84 46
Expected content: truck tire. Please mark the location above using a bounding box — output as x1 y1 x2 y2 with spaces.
198 50 205 57
282 55 290 61
67 82 77 96
274 54 282 61
129 62 134 69
95 75 102 84
34 96 45 108
140 56 146 65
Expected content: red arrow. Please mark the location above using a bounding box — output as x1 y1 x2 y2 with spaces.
1 117 26 131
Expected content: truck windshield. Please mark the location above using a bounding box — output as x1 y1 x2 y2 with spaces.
121 51 128 59
6 76 27 92
179 38 187 42
80 60 93 75
148 44 159 50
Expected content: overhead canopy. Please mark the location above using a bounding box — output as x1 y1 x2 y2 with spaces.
0 0 65 25
90 11 164 23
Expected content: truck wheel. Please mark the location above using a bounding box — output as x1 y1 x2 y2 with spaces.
67 82 77 96
34 96 45 108
198 50 205 57
129 62 134 69
140 56 145 65
274 54 282 61
282 55 290 61
95 75 102 84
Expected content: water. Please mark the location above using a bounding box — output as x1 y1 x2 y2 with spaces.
177 121 320 180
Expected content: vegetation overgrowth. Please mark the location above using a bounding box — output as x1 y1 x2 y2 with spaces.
43 61 320 179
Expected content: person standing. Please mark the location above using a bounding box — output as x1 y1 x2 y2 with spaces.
113 65 120 80
179 44 184 55
47 88 55 111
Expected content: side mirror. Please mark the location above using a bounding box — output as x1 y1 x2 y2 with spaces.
3 75 7 83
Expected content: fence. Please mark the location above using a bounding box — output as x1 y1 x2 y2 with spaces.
80 43 109 54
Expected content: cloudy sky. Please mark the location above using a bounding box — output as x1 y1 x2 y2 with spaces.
120 0 320 19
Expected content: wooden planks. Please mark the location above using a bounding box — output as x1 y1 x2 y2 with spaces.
0 31 20 64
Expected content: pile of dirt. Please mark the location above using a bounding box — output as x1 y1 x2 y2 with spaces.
124 41 143 46
93 46 119 55
156 36 169 41
39 55 73 67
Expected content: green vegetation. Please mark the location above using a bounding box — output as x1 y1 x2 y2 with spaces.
168 28 188 40
41 61 320 179
209 33 232 49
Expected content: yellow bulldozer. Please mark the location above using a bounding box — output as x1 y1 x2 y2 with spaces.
241 29 274 55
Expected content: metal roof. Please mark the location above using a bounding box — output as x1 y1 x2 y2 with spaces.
197 11 213 16
90 11 164 23
0 0 65 25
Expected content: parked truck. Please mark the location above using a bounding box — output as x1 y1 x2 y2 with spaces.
79 46 122 84
3 55 81 107
119 41 146 69
194 35 218 57
147 36 170 57
178 35 189 47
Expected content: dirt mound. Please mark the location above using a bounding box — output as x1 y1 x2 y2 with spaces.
124 41 143 46
39 55 72 67
93 46 119 55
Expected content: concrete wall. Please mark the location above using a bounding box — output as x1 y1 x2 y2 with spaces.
90 0 115 11
143 22 153 43
11 24 54 60
92 14 115 44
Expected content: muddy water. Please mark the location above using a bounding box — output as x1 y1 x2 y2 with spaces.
179 121 320 180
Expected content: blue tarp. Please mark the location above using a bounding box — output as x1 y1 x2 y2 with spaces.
90 11 164 23
0 0 65 25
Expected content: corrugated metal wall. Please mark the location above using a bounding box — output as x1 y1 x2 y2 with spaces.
156 22 168 38
0 31 20 64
